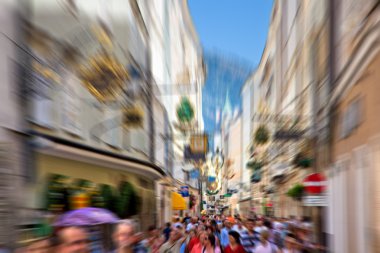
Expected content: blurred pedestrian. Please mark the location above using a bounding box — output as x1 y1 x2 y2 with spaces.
187 218 198 232
232 219 247 236
159 227 183 253
145 225 163 253
282 234 301 253
57 226 89 253
183 213 191 225
163 223 172 243
187 230 200 253
272 221 285 250
254 220 266 235
112 220 147 253
240 219 258 253
174 218 183 228
255 230 278 253
224 231 246 253
202 233 221 253
220 220 232 249
190 231 207 253
25 237 53 253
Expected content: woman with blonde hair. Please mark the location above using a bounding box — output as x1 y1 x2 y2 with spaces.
255 230 278 253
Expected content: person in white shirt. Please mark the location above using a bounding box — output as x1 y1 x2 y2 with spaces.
174 217 183 228
232 219 247 236
186 217 197 232
254 220 267 235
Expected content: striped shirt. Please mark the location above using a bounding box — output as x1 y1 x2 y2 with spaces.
240 230 260 253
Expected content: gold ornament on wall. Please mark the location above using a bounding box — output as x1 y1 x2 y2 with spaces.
123 105 144 129
79 51 129 102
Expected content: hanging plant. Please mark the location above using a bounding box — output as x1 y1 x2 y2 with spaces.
247 159 263 183
176 97 194 123
286 183 305 201
293 152 313 168
246 160 263 170
250 169 262 183
254 125 270 145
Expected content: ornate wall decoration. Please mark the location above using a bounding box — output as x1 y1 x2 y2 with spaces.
79 51 129 102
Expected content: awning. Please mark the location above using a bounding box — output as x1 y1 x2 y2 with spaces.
172 192 186 210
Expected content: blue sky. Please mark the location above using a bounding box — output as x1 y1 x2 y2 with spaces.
188 1 273 141
189 0 274 65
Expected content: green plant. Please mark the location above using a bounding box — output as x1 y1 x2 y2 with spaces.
254 125 270 145
293 152 313 168
117 181 139 218
176 97 194 123
286 183 304 201
246 160 263 170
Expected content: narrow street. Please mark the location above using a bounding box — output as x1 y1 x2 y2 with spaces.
0 0 379 252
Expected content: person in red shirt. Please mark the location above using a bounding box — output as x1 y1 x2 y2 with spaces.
224 231 246 253
188 230 201 252
191 231 209 253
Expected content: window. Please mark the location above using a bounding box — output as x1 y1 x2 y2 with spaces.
340 97 363 139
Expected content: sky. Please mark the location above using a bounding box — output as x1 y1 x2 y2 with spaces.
189 0 274 66
188 1 274 140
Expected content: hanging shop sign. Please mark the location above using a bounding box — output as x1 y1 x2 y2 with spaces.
176 97 195 124
190 134 208 154
184 146 206 162
190 169 200 179
180 186 189 197
123 105 144 128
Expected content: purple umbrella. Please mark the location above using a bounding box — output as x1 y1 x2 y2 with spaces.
54 207 119 227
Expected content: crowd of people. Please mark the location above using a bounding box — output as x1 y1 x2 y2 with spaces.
14 214 325 253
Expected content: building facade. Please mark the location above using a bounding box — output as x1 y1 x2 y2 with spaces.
327 1 380 252
0 0 204 246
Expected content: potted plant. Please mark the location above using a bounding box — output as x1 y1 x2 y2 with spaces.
176 97 195 124
286 183 305 201
293 152 313 168
254 125 270 145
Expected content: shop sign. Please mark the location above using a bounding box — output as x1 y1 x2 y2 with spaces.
190 134 208 154
180 186 189 197
190 169 200 179
303 195 327 206
184 146 206 162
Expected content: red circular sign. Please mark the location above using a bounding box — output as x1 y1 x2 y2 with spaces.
303 173 327 194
